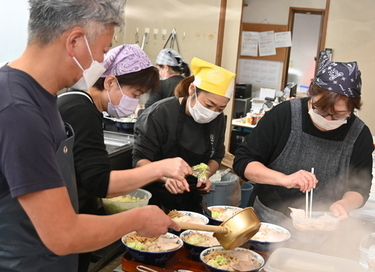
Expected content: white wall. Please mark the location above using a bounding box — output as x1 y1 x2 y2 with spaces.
0 0 29 63
242 0 326 25
325 0 375 135
120 0 222 65
120 0 243 150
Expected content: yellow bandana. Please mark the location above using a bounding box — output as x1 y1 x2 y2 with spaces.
191 57 236 98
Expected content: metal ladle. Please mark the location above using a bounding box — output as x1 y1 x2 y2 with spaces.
177 207 261 250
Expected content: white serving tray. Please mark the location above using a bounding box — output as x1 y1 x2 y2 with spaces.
264 247 364 272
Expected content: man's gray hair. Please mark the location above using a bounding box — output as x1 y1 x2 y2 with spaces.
28 0 125 45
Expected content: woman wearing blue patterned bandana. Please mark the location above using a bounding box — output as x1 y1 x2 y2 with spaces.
234 51 373 234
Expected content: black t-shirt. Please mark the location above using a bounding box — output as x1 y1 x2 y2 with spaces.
0 65 66 199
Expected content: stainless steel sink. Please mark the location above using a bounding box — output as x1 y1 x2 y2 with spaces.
103 131 134 154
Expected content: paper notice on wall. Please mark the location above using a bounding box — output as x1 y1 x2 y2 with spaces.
237 59 282 86
275 31 292 48
259 31 276 57
241 31 259 56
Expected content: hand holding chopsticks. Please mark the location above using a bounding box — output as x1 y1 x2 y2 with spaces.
305 167 314 218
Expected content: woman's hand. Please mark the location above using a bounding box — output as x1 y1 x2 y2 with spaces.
279 170 318 192
157 157 191 192
164 178 189 194
164 177 212 195
329 192 364 219
196 178 212 193
330 201 348 219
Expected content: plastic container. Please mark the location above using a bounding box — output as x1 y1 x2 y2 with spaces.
240 182 254 208
369 257 375 272
290 211 340 231
359 233 375 269
264 247 364 272
246 112 252 124
203 173 241 207
102 188 151 214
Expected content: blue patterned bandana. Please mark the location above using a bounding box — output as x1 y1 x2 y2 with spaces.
314 51 361 97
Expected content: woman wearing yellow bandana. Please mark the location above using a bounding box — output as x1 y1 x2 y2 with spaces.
133 58 235 213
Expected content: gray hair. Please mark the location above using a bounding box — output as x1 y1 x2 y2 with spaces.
28 0 125 45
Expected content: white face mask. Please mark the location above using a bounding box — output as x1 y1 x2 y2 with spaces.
188 92 220 124
70 36 106 90
106 80 139 118
308 108 347 130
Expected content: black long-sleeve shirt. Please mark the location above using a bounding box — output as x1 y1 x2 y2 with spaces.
58 90 110 214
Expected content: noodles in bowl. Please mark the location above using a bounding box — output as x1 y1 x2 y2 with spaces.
200 246 264 272
122 232 182 266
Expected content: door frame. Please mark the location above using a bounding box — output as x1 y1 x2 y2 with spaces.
283 1 329 89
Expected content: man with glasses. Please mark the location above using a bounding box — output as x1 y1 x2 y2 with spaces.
233 51 373 237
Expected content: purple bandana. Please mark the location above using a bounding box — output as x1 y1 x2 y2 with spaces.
101 44 153 77
314 51 361 97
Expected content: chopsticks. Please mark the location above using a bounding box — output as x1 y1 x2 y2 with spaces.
305 167 314 218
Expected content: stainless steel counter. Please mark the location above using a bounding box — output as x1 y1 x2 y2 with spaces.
104 131 134 171
104 131 134 154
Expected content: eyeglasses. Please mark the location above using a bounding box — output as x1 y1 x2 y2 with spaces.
311 105 350 120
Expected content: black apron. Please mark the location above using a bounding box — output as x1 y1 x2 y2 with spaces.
0 123 79 272
144 98 212 213
253 99 364 245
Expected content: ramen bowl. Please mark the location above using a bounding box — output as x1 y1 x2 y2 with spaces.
121 232 183 267
169 210 209 235
200 246 264 272
249 222 291 252
205 205 243 225
180 230 220 261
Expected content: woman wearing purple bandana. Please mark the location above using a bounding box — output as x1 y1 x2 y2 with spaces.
234 51 373 244
58 44 192 272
